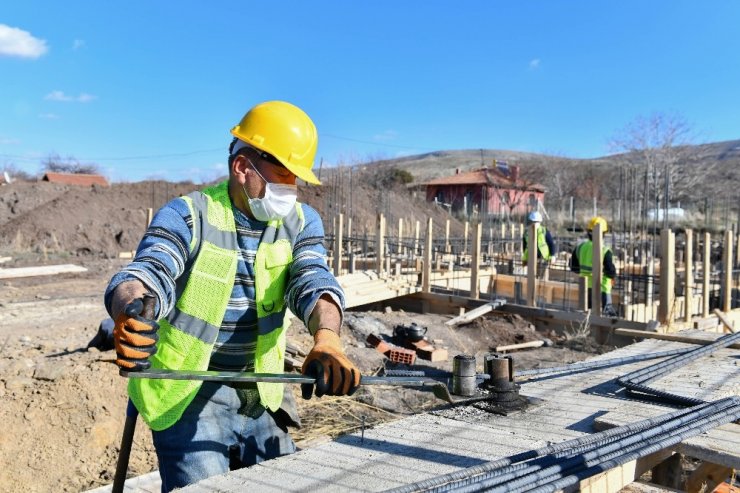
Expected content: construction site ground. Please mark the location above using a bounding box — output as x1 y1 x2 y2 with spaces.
0 256 607 493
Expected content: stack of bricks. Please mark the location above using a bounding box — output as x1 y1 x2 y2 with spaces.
397 338 448 362
366 334 448 364
366 334 417 365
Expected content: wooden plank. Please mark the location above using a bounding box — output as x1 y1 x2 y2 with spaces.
685 229 693 323
703 232 711 317
376 213 385 275
613 328 740 349
0 256 12 264
471 223 482 299
422 218 432 293
526 222 537 307
494 340 544 352
659 229 676 325
0 264 88 279
714 308 737 333
592 222 603 315
685 461 733 493
579 449 673 493
723 231 733 312
444 299 506 326
333 213 344 276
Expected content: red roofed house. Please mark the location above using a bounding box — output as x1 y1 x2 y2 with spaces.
41 172 110 187
423 163 544 218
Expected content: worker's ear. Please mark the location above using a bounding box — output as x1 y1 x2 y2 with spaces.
231 154 250 185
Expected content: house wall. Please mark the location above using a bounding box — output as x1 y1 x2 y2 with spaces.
427 185 544 216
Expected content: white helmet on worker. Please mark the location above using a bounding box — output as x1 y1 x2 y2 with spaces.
527 211 543 223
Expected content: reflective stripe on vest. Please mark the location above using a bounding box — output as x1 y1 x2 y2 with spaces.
128 180 304 431
522 225 550 262
577 240 612 294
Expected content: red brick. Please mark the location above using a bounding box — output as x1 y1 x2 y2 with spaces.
388 348 416 365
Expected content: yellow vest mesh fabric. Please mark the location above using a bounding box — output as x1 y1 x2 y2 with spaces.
177 241 238 326
128 319 214 430
578 242 612 293
522 225 550 262
203 182 237 233
254 238 293 410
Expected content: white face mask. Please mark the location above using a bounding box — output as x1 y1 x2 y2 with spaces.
242 159 298 222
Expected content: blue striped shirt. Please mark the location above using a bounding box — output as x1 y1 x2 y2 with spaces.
105 194 345 371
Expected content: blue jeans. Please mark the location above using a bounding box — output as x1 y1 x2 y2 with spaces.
149 382 296 492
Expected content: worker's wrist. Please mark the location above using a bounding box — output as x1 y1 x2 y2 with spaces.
313 327 340 343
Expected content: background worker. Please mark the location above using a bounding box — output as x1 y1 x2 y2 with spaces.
105 101 360 492
570 216 618 317
522 211 556 275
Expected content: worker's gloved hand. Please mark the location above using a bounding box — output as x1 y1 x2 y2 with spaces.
301 328 361 399
113 298 159 371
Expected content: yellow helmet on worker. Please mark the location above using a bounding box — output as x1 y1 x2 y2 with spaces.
231 100 321 185
587 216 608 233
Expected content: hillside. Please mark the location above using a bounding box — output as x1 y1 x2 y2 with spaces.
0 173 460 258
1 138 738 257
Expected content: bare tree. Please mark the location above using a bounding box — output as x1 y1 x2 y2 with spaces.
608 112 700 225
41 153 101 175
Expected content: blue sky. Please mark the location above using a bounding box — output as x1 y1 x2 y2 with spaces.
1 1 739 183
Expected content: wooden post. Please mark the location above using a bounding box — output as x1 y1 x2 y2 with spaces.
471 223 482 299
722 230 733 312
414 220 420 257
422 218 433 293
518 223 524 256
592 222 603 315
684 229 693 322
376 213 385 275
703 232 711 318
333 213 344 277
658 229 675 325
464 221 469 256
347 217 352 242
146 207 153 227
397 217 404 255
526 222 537 306
510 224 517 254
646 259 654 312
500 223 507 253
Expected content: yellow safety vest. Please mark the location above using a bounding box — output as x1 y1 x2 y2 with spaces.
128 181 305 431
522 225 551 262
576 240 612 294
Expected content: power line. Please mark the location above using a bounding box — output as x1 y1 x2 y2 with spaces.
0 132 431 165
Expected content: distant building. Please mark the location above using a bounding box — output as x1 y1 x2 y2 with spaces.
421 163 545 217
41 172 110 187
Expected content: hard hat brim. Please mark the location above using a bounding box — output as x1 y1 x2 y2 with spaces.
282 161 322 185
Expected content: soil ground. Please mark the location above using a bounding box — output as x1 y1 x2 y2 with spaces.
0 180 608 492
0 255 608 493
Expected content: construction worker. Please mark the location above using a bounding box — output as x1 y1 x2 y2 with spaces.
570 216 618 317
522 211 556 272
105 101 360 492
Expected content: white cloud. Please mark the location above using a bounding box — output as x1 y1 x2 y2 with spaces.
72 39 85 50
39 113 60 120
373 130 398 142
529 58 541 70
44 90 97 103
0 136 21 145
0 24 48 58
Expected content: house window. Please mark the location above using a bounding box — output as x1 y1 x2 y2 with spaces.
436 190 445 203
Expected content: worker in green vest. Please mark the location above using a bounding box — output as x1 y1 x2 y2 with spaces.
522 211 556 276
570 216 618 317
105 101 360 491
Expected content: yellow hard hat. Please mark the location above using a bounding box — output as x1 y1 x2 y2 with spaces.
588 216 608 233
231 101 320 185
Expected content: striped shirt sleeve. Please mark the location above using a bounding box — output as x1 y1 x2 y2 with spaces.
285 204 346 332
104 197 194 319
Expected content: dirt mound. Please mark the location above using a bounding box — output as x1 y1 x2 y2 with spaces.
0 177 461 259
